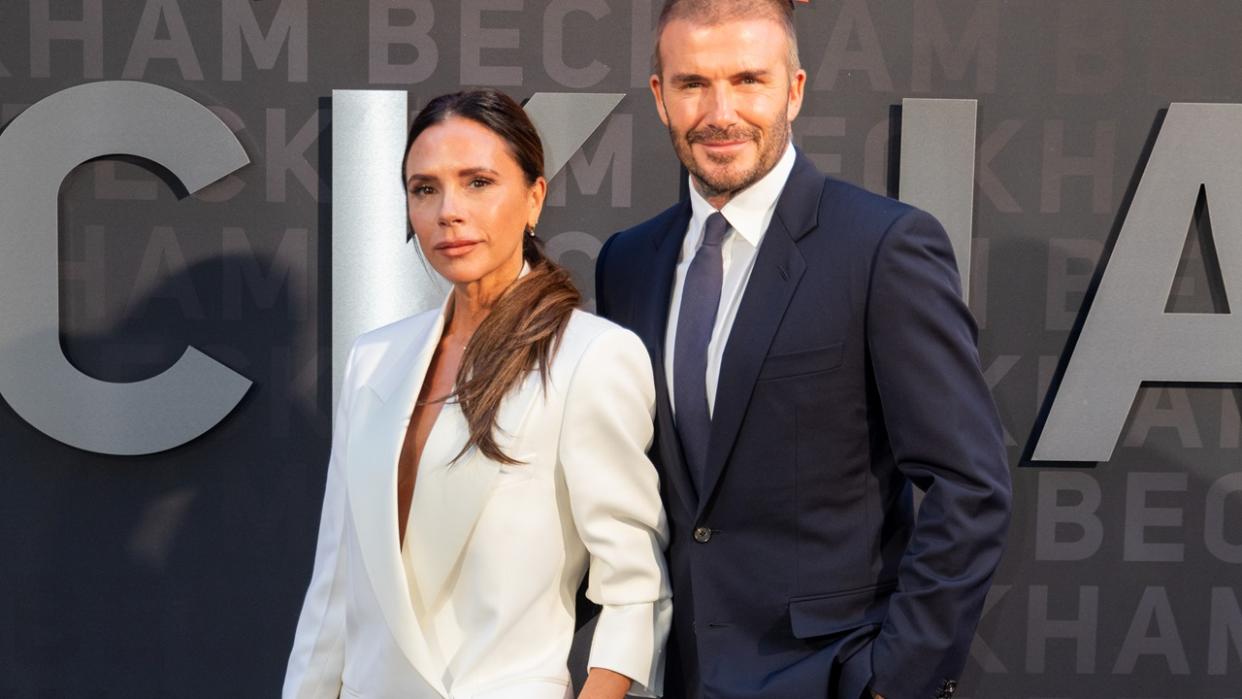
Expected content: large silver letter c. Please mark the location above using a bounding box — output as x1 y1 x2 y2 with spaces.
0 81 252 455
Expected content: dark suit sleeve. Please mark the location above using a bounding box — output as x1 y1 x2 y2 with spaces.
864 210 1012 699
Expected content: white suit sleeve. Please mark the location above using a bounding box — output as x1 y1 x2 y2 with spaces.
559 327 672 697
282 347 357 699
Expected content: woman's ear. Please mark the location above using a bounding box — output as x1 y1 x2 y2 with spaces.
527 176 547 230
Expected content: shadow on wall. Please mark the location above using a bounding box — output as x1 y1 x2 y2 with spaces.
2 234 331 697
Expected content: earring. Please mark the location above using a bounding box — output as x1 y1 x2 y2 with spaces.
526 224 536 237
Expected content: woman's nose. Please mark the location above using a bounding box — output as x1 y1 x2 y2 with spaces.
438 187 465 226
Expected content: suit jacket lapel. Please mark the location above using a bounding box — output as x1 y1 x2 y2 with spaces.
641 201 699 516
405 368 541 607
345 305 447 693
347 293 546 641
696 154 821 519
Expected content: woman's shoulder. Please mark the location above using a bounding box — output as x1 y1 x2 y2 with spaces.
550 310 655 405
561 309 643 351
555 309 650 374
342 307 442 379
354 307 440 347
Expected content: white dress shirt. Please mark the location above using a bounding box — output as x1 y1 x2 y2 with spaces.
664 143 797 416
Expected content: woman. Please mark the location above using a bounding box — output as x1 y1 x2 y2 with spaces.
282 89 670 699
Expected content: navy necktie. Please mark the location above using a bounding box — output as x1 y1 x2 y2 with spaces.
674 211 730 492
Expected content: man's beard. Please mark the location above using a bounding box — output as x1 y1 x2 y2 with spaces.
670 116 790 201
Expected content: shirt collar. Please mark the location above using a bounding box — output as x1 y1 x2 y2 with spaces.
687 141 796 248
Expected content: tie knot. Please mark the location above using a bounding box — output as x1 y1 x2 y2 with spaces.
702 212 730 247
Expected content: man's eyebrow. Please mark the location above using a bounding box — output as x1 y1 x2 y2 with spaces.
668 70 772 85
669 72 709 85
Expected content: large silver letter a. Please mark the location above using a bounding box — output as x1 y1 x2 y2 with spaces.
0 81 252 455
1033 103 1242 462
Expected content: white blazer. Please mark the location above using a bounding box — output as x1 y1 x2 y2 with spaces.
283 302 671 699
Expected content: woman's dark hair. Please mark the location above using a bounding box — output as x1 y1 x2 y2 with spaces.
403 89 581 465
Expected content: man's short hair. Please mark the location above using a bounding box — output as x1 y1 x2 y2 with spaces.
652 0 801 78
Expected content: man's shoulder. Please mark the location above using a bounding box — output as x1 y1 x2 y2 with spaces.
817 173 918 231
779 153 923 244
606 200 687 252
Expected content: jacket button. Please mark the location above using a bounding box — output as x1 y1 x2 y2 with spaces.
693 527 712 543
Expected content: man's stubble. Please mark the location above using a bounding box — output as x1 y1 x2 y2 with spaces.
667 101 792 203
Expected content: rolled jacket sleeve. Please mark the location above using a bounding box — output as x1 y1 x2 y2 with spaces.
558 326 672 697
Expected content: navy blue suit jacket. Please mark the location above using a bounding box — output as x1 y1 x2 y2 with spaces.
594 151 1011 699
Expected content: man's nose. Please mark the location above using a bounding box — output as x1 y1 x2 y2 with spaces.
704 84 738 128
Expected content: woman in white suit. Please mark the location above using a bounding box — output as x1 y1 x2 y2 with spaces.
283 90 671 699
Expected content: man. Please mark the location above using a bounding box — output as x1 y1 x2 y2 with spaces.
594 2 1012 698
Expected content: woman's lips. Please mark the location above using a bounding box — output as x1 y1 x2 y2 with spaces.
436 240 481 257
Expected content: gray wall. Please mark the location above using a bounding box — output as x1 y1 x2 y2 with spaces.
2 1 1241 696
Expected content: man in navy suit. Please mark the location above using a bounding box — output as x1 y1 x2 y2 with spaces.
594 1 1012 698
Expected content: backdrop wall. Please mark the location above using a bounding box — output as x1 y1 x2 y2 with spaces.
2 1 1240 697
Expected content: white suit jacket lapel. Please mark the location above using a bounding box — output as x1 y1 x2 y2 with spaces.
345 306 445 693
406 366 542 607
344 290 546 685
